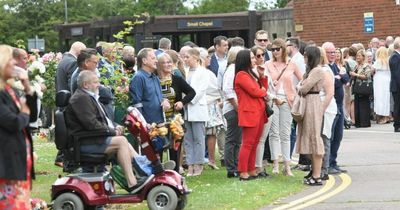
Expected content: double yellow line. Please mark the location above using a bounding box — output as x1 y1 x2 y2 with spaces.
272 173 352 210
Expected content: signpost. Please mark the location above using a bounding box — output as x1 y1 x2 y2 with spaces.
28 35 45 52
364 12 374 33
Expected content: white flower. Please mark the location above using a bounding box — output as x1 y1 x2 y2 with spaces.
34 75 45 84
28 61 46 74
12 80 25 91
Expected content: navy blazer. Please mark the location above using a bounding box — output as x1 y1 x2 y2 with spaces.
389 51 400 92
0 89 37 180
208 54 219 77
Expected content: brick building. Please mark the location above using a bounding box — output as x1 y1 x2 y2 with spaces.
293 0 400 47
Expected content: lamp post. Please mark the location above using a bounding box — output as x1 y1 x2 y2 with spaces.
64 0 68 24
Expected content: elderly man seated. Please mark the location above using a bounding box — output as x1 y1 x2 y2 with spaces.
65 70 151 193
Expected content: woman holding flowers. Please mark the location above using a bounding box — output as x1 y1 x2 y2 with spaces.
157 53 196 172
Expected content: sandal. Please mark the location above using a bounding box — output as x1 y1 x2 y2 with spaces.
304 176 323 186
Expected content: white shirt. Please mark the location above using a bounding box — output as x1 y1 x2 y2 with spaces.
222 64 237 115
291 51 306 86
216 53 228 91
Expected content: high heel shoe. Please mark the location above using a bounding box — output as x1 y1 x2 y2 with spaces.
208 162 219 170
186 165 194 177
283 167 294 177
272 162 279 174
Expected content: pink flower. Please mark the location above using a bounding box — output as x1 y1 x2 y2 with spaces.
125 86 129 92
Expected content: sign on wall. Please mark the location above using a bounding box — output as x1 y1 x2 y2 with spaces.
177 19 222 29
364 12 374 33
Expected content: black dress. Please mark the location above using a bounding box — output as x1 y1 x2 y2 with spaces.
353 63 372 128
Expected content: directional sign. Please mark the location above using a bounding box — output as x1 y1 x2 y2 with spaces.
364 12 374 33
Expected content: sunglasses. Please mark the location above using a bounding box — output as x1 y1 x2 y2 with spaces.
256 53 265 58
271 47 281 52
257 39 268 42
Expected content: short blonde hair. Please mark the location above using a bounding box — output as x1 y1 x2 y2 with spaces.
227 46 244 65
319 47 328 65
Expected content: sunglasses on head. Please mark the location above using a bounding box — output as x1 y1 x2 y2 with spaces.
271 47 281 52
257 39 268 42
256 53 265 58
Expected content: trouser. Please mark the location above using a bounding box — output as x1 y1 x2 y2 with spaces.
255 120 272 168
237 114 264 173
321 135 331 175
184 121 205 165
262 136 272 163
223 110 242 173
329 105 344 168
217 129 225 161
392 92 400 129
269 102 292 161
290 120 297 158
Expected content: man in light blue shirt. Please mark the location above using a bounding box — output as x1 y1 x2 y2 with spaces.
129 48 170 124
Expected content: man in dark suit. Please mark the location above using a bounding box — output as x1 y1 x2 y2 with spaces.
322 42 350 174
56 41 86 92
54 42 86 167
65 70 149 193
389 40 400 132
208 35 228 78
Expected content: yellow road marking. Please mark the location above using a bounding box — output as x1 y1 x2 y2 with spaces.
290 173 352 210
271 175 335 210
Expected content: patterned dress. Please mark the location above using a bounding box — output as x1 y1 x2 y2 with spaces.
295 67 325 155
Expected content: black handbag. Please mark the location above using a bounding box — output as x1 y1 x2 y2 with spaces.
353 80 373 95
266 103 274 117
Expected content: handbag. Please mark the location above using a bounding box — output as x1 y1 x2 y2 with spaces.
291 93 306 123
265 103 274 117
352 65 373 96
353 80 373 96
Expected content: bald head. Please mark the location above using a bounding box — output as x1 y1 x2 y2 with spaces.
70 41 86 57
13 48 28 69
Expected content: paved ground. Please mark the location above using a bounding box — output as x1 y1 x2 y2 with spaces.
263 122 400 210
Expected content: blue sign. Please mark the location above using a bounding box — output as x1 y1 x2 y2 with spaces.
364 12 374 33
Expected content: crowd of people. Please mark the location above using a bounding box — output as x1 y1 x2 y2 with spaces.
1 30 400 208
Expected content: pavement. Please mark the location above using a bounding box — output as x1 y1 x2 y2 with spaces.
263 122 400 210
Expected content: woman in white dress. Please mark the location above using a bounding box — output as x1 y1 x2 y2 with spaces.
372 47 391 124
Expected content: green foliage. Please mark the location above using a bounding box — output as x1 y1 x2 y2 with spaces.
41 54 59 108
275 0 290 8
190 0 249 14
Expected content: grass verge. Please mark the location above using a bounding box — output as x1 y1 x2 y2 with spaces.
32 140 305 210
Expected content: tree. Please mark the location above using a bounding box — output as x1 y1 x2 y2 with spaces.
190 0 248 14
275 0 290 8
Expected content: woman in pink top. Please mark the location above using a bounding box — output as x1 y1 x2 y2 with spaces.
265 38 302 176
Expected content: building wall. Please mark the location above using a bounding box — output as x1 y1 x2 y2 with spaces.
293 0 400 47
261 8 295 40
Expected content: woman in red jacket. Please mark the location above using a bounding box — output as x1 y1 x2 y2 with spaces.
234 49 268 181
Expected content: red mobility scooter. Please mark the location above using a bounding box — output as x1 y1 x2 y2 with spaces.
50 91 189 210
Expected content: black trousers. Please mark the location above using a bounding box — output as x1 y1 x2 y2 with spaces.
393 92 400 129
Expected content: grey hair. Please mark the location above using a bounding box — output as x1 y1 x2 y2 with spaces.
77 70 96 88
159 37 171 50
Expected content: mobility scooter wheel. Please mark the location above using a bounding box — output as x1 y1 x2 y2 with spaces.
147 185 179 210
53 192 84 210
177 194 188 210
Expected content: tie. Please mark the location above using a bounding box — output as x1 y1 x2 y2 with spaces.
264 50 270 61
329 63 339 75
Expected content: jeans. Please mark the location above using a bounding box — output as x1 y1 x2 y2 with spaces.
184 121 206 165
223 110 242 173
290 120 297 158
269 102 292 161
255 120 272 168
329 105 344 168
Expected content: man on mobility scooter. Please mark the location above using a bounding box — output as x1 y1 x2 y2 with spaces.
65 70 152 193
51 70 189 210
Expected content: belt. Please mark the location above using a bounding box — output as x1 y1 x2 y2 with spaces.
307 91 320 95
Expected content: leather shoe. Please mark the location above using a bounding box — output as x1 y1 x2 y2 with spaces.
257 171 270 178
328 167 341 174
227 172 238 178
239 176 256 181
334 166 347 173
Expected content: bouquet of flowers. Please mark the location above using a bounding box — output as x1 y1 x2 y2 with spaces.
27 61 46 98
